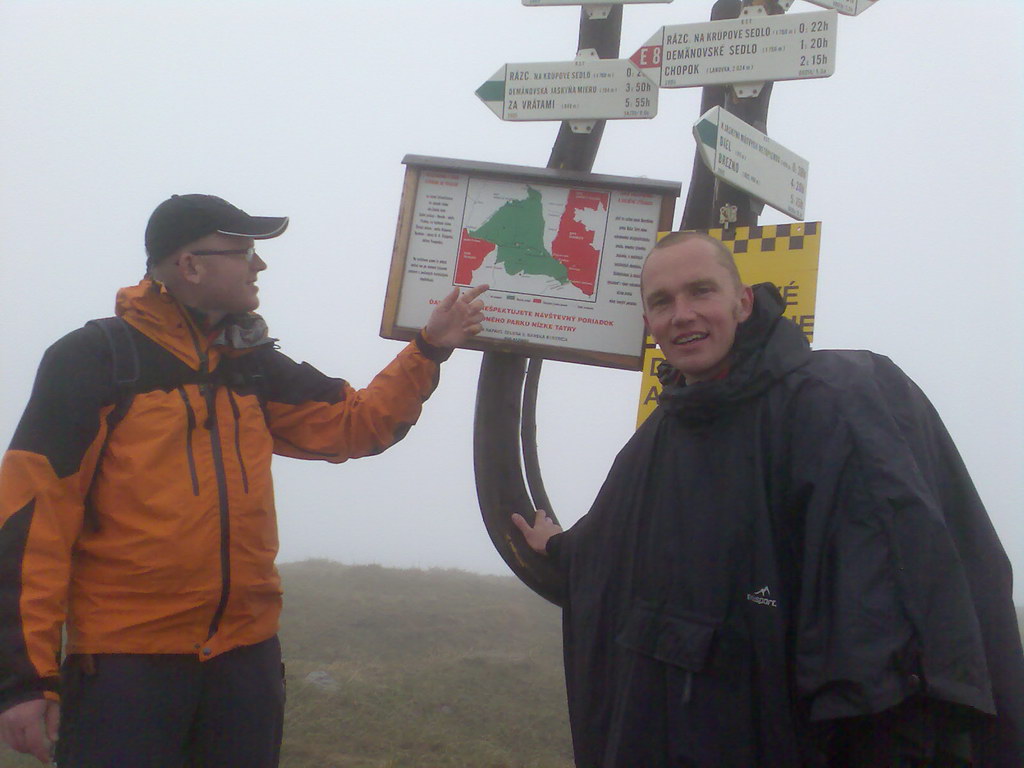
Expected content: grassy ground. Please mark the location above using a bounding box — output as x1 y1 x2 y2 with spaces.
0 560 573 768
277 561 573 768
1 562 1021 767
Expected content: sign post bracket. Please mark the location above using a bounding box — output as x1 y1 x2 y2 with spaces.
681 0 782 231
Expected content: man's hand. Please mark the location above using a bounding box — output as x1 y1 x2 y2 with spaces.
0 698 59 764
422 284 488 349
511 509 563 555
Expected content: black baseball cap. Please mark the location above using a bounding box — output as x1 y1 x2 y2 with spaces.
145 194 289 267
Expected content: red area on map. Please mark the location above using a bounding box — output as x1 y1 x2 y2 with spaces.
455 229 497 285
551 189 607 297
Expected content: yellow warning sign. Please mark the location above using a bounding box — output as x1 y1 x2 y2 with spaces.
636 222 822 427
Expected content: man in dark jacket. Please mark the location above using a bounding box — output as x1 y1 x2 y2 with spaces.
514 232 1024 766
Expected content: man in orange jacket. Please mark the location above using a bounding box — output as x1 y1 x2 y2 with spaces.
0 194 487 766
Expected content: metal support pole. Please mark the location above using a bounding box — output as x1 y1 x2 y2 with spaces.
681 0 781 231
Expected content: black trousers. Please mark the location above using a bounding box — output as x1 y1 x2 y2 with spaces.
55 635 285 768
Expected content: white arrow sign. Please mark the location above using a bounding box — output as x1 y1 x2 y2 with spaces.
631 10 837 88
801 0 878 15
476 55 658 122
694 106 809 220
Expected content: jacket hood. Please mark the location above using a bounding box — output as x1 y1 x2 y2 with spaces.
657 282 811 424
115 279 273 370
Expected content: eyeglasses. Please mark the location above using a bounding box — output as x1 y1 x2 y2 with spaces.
191 246 259 264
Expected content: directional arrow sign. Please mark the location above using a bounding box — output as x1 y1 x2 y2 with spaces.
802 0 878 15
476 57 658 122
631 10 837 88
694 106 809 220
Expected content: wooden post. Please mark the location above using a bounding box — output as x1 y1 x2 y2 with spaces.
473 6 623 606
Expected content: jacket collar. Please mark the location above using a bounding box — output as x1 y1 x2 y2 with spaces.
115 279 274 371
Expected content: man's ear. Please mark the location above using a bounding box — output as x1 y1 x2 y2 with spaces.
176 251 205 285
736 284 754 322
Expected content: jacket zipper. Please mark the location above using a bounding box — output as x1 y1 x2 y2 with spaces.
176 388 200 496
202 380 232 642
226 390 250 494
180 312 233 644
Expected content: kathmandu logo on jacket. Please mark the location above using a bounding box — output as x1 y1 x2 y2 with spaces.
746 585 778 608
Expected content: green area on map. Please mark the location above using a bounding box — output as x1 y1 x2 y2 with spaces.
469 187 568 283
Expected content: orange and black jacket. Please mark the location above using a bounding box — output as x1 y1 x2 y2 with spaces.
0 280 448 711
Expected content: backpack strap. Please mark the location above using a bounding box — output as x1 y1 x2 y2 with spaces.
220 345 273 424
245 347 272 423
87 317 140 431
83 317 140 529
88 316 140 394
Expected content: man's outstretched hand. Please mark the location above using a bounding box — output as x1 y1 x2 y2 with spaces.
423 284 488 349
512 509 563 555
0 698 59 764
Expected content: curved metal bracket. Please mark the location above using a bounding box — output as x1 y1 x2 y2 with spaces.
521 357 553 516
474 352 566 605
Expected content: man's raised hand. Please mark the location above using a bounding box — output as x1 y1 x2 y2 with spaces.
423 284 489 349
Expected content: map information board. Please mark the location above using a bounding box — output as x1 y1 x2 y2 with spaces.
382 156 680 369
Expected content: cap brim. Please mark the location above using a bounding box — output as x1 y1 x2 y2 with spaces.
217 215 289 240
